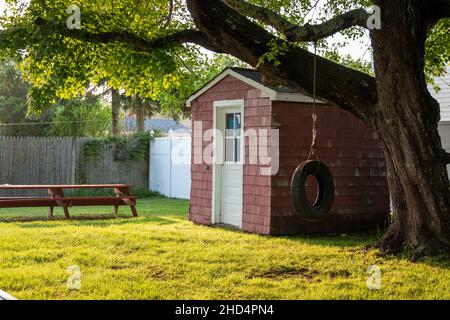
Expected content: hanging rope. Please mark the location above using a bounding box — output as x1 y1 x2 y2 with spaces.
291 41 335 221
307 42 319 163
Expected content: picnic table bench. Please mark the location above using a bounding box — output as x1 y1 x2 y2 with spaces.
0 184 138 219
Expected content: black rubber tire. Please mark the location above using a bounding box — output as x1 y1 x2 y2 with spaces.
291 160 335 221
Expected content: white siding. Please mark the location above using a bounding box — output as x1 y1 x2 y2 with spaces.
430 68 450 179
438 123 450 180
429 67 450 122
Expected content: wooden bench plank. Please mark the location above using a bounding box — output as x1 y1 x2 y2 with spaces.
52 197 136 206
0 184 130 190
0 197 137 207
0 197 39 200
0 199 56 208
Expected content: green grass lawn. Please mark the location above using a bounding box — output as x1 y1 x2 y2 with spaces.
0 197 449 300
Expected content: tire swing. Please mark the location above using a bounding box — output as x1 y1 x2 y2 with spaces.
291 43 335 221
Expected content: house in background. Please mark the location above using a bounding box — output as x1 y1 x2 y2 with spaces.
430 67 450 178
186 68 390 235
122 117 191 135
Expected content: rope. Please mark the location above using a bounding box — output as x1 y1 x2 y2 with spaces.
307 42 319 163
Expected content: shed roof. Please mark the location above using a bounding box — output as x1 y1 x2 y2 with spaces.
186 67 318 107
229 68 297 93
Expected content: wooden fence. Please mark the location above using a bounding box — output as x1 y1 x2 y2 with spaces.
0 136 148 197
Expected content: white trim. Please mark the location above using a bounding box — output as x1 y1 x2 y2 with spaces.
275 92 323 103
214 99 246 109
186 69 323 106
212 103 218 225
212 99 245 228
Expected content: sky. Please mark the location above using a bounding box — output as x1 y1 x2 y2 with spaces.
0 0 371 61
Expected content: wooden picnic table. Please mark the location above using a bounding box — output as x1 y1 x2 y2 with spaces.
0 184 138 219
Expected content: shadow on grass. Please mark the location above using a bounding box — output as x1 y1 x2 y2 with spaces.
71 215 180 227
279 231 450 269
2 211 450 271
281 233 380 248
0 212 181 228
192 219 381 249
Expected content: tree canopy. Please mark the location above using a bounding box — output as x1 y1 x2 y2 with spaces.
0 57 52 135
1 0 446 114
0 0 246 113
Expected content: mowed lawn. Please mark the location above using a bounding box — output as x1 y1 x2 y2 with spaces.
0 197 449 300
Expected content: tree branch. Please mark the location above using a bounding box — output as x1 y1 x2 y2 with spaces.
285 9 370 42
188 0 377 122
222 0 297 35
222 0 370 42
34 17 219 53
161 0 174 28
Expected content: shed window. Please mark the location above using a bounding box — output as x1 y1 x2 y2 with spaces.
225 112 242 163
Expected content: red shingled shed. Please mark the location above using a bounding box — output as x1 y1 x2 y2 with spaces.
187 68 390 235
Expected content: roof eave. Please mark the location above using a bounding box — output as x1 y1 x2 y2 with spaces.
186 68 323 107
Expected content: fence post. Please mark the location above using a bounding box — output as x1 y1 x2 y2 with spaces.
168 129 173 198
71 137 77 184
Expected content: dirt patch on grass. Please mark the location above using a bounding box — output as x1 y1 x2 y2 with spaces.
327 270 351 279
249 266 320 281
147 268 168 280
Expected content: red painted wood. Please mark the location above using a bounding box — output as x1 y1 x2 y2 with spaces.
0 196 137 208
0 184 130 190
0 199 56 208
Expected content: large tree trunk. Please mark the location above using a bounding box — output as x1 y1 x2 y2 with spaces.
371 0 450 255
111 88 121 136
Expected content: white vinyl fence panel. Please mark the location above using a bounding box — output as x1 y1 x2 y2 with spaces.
150 135 191 199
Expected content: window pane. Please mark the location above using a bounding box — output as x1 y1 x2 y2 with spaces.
225 138 234 162
225 129 234 137
235 138 241 162
226 113 234 130
235 113 241 129
235 113 241 137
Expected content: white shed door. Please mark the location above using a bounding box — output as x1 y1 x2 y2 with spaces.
218 108 243 227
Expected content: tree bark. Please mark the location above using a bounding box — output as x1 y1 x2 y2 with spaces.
132 95 146 133
111 88 121 136
369 0 450 256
